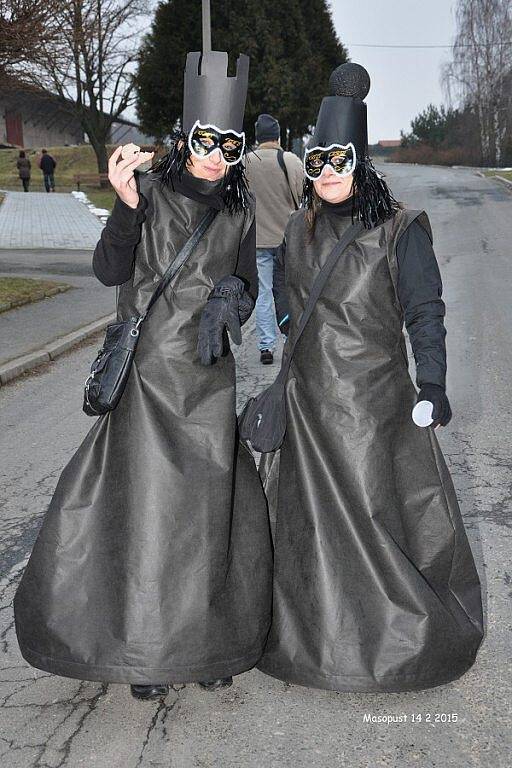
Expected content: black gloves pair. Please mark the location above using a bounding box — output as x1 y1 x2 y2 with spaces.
197 275 254 366
417 383 452 428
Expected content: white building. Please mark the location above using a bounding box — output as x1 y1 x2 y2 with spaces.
0 82 152 149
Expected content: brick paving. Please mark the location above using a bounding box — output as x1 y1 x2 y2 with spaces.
0 191 103 250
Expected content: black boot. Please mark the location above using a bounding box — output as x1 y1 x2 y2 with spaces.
130 683 169 701
260 349 274 365
197 676 233 691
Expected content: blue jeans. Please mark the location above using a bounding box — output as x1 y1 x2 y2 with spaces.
256 248 279 352
43 173 55 192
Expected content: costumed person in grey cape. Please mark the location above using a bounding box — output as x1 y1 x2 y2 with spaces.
14 10 272 702
256 63 484 693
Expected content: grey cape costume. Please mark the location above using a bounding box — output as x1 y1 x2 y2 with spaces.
14 170 273 684
258 205 484 692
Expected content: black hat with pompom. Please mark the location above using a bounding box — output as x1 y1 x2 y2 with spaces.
303 62 400 230
308 63 370 157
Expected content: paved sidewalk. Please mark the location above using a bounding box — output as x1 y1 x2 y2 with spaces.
0 191 103 250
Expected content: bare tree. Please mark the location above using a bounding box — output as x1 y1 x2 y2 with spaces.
0 0 63 84
443 0 512 166
19 0 149 178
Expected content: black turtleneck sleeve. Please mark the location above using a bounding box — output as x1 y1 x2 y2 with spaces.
92 194 147 286
234 218 258 302
396 220 446 390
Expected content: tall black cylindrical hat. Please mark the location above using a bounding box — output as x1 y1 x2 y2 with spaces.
182 51 249 133
308 63 370 157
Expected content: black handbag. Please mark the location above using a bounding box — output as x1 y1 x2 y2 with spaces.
239 221 364 452
83 207 218 416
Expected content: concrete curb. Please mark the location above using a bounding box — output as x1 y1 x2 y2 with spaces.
0 312 115 386
493 174 512 189
0 283 71 314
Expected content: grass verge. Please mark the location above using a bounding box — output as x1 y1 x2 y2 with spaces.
84 187 116 211
484 170 512 182
0 277 72 313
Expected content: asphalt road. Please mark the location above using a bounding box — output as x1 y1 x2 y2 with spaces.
0 164 511 768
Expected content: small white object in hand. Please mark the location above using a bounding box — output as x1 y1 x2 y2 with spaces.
121 143 153 162
412 400 434 428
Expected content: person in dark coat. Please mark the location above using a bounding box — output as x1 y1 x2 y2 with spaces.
16 150 31 192
14 43 272 702
258 63 484 693
39 149 56 192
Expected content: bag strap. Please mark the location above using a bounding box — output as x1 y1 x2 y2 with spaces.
140 207 218 323
279 220 364 379
277 149 299 211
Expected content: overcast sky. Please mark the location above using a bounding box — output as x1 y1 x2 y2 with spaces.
329 0 458 142
131 1 459 141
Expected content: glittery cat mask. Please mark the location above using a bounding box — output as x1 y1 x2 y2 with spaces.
303 142 356 181
188 121 245 166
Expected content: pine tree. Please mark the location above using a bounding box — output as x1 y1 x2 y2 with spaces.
296 0 348 128
135 0 346 145
135 0 200 138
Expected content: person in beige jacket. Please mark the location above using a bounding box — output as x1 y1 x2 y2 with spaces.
245 114 303 364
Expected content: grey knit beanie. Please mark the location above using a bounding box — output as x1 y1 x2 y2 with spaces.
255 113 280 144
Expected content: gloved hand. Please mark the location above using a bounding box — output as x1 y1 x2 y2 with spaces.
417 383 452 428
197 275 253 366
238 289 255 326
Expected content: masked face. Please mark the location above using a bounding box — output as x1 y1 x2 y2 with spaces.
188 120 246 166
304 142 356 181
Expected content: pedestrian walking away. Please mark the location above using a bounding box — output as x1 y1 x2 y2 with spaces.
14 23 272 704
16 150 31 192
39 148 56 192
258 62 484 693
245 113 303 364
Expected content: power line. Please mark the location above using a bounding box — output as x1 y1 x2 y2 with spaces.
348 42 512 48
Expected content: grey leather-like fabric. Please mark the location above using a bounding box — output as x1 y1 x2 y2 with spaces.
14 174 273 684
258 207 484 693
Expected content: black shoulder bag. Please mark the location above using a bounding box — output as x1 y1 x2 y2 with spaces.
83 208 218 416
239 221 364 452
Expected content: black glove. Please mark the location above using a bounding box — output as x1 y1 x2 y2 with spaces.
417 383 452 428
238 289 255 325
197 275 253 366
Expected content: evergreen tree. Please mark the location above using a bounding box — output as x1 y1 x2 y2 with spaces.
135 0 347 145
135 0 200 139
295 0 348 129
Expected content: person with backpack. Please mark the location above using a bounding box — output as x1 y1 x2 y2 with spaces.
245 114 303 364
